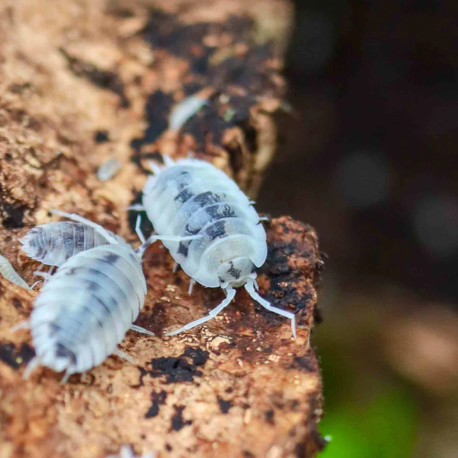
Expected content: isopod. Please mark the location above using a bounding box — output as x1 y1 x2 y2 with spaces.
0 253 31 290
169 92 208 131
139 157 297 337
107 445 156 458
23 210 197 381
97 158 121 181
20 220 119 267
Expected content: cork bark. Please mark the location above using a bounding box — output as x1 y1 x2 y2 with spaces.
0 1 324 457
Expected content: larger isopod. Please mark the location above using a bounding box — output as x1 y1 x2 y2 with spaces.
138 157 297 337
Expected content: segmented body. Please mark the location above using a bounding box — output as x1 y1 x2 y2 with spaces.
20 222 116 266
142 158 296 337
0 254 30 289
143 158 267 287
30 241 146 376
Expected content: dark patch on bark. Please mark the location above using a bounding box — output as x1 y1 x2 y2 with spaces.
1 203 28 228
59 48 129 108
182 346 209 366
12 298 22 309
94 130 109 143
171 405 192 431
291 355 315 372
141 10 216 58
0 343 35 370
133 10 278 162
265 409 275 425
147 346 209 383
132 366 148 388
243 451 255 458
130 91 173 151
145 390 167 418
217 397 232 414
181 103 229 149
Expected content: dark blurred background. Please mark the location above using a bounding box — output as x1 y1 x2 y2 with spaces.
258 1 458 456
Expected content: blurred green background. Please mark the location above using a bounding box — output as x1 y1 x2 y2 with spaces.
259 1 458 456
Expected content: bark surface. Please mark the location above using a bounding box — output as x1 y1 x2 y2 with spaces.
0 1 324 456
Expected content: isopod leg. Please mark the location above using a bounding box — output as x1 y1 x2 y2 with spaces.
166 288 236 336
188 279 196 295
23 356 41 379
130 324 155 336
33 271 52 281
60 369 72 385
10 319 30 332
245 281 297 338
126 204 145 211
135 214 146 244
162 154 175 167
30 280 42 289
139 233 202 255
148 160 162 175
113 348 135 364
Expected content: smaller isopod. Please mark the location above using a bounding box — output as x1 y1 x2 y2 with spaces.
0 253 31 290
20 219 120 267
97 158 122 181
107 445 156 458
168 89 213 131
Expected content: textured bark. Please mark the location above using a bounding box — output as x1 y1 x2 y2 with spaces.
0 1 324 457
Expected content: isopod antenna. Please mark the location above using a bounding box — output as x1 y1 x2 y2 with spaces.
245 280 297 338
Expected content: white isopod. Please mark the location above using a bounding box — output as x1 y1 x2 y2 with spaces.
20 220 119 267
0 253 31 290
97 158 122 181
138 157 297 337
23 210 197 381
168 94 208 131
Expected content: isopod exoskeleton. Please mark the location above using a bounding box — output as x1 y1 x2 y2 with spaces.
139 157 297 337
20 220 118 267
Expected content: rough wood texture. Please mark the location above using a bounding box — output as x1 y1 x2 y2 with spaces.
0 0 324 456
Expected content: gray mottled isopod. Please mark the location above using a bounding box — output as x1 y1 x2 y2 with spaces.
20 220 119 267
0 253 31 290
138 157 297 337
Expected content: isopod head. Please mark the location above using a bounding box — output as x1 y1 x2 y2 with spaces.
216 256 257 289
19 228 41 261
